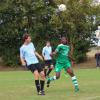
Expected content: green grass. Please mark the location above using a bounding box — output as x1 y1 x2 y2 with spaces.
0 69 100 100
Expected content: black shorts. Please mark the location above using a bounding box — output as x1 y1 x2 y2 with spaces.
27 63 43 73
44 60 53 67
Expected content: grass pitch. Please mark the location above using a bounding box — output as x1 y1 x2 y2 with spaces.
0 69 100 100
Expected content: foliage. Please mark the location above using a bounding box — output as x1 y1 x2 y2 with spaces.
0 0 100 66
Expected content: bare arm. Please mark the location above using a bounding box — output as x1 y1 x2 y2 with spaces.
35 51 43 61
20 57 26 66
42 54 45 60
51 50 58 56
68 44 75 60
68 53 75 61
20 48 26 66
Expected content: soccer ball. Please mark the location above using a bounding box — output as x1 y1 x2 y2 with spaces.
58 4 67 12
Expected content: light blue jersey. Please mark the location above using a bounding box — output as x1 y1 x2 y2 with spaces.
20 42 39 66
42 46 52 60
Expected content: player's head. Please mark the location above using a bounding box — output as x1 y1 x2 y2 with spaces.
23 33 31 43
46 41 51 47
61 37 67 44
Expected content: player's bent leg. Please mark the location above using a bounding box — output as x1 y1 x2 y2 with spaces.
44 66 48 77
39 71 45 95
33 70 41 94
66 68 79 92
46 62 61 87
48 72 60 81
67 68 74 77
46 64 54 77
40 71 45 81
56 72 60 79
46 72 60 87
34 70 40 80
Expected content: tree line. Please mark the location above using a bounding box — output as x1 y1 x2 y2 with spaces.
0 0 100 66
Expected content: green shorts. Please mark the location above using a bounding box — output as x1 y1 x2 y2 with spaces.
55 61 71 72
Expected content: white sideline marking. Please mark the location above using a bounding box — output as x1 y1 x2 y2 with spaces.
80 96 100 100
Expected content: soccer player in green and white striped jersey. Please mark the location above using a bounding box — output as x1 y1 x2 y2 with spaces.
47 37 79 92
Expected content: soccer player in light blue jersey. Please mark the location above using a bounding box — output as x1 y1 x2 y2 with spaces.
42 41 54 78
20 33 45 95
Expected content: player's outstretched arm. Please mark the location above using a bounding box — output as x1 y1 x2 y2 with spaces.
68 53 76 66
20 57 26 67
68 52 75 61
51 51 57 56
35 52 43 61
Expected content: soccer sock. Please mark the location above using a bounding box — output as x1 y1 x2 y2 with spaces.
71 76 79 87
48 76 56 81
40 80 45 91
46 68 52 76
35 80 40 92
44 69 47 76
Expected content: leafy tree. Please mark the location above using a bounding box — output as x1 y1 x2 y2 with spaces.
0 0 100 66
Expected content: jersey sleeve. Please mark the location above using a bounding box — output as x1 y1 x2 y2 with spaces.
31 43 36 51
20 48 25 59
55 45 60 53
51 47 52 52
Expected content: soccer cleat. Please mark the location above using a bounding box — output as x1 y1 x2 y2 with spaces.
41 90 45 95
37 91 42 95
74 86 79 92
38 91 45 95
46 79 50 87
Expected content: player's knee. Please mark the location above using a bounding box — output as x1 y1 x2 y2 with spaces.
34 73 39 80
34 71 39 76
68 71 74 76
67 68 72 73
68 71 73 74
67 69 74 76
40 71 45 78
41 72 45 77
